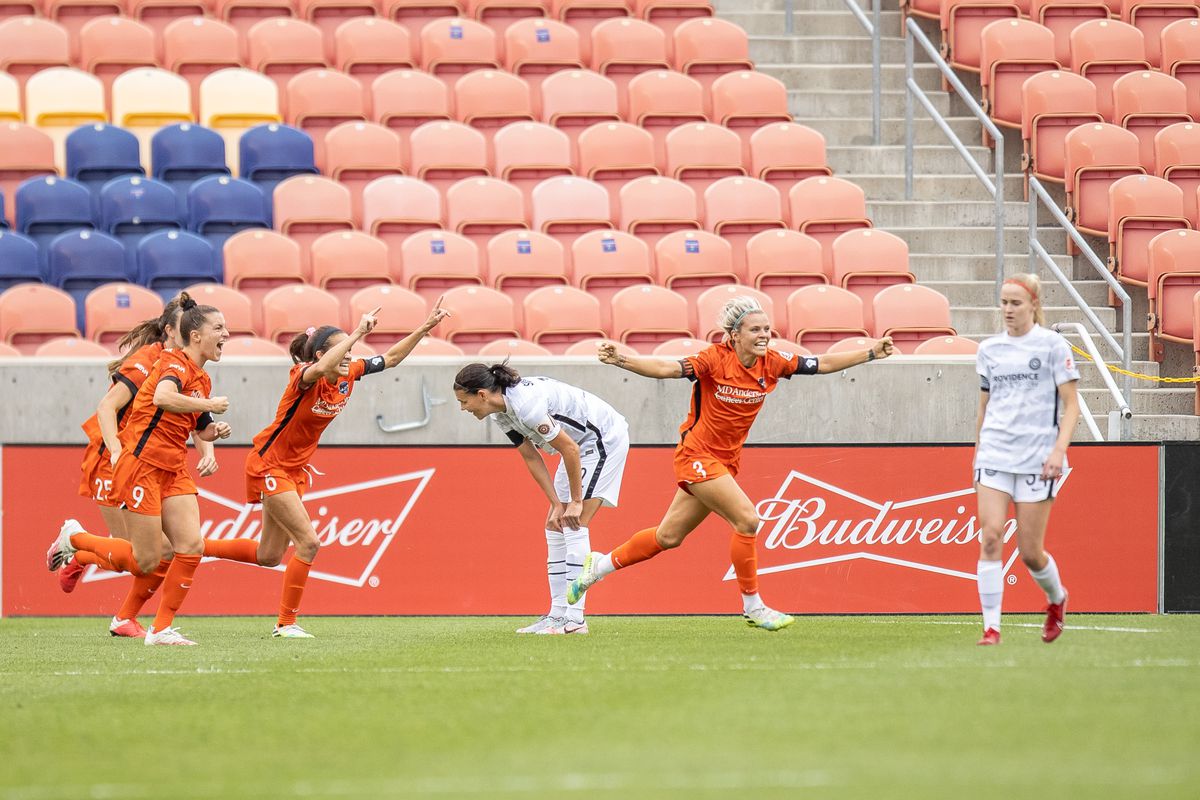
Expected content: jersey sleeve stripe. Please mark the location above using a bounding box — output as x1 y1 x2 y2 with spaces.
114 373 139 397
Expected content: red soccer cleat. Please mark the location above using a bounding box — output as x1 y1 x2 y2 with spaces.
58 558 84 593
976 627 1001 646
109 617 148 638
1042 592 1067 643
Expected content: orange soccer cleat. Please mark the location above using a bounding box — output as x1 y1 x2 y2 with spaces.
977 628 1001 646
1042 592 1068 644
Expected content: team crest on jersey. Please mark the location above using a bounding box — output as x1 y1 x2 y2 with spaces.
537 423 551 435
1065 356 1074 370
338 381 349 395
1028 357 1042 370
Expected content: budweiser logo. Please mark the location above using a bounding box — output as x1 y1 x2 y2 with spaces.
83 468 434 588
724 468 1071 583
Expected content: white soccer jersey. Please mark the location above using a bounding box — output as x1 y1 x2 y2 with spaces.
492 376 625 454
974 324 1080 474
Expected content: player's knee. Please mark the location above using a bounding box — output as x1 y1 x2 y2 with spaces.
731 515 759 537
135 551 160 575
294 536 319 562
256 551 282 567
1020 550 1046 570
173 538 203 557
656 529 685 549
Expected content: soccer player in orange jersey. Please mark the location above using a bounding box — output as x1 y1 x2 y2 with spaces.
47 292 232 646
202 300 449 638
567 296 894 629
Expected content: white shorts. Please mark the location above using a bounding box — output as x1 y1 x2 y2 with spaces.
974 468 1060 504
554 423 629 508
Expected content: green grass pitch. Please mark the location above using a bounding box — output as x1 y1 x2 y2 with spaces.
2 615 1198 800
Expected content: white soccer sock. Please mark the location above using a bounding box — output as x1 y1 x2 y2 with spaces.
977 559 1004 631
594 552 616 579
546 529 567 617
564 526 590 620
1028 553 1066 605
741 592 763 614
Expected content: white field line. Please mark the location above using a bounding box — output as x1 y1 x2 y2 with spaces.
866 619 1163 633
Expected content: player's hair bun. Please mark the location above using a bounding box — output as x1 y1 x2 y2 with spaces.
178 291 197 312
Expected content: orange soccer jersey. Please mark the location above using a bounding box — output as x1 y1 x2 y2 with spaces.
118 349 213 472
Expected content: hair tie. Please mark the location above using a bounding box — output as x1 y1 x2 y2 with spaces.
1004 279 1036 298
305 327 317 336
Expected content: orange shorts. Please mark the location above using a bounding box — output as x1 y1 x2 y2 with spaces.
245 465 308 504
112 452 197 517
673 444 739 493
79 442 120 507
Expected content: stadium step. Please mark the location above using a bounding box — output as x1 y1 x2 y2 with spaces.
788 89 951 118
928 280 1111 309
866 200 1031 227
759 63 944 92
801 116 986 147
1082 388 1197 418
724 9 903 37
908 253 1073 282
951 305 1117 336
826 145 996 176
848 174 1027 201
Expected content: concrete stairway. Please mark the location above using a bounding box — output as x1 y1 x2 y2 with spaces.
715 0 1198 439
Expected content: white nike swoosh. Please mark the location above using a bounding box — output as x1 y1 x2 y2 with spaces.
180 583 191 589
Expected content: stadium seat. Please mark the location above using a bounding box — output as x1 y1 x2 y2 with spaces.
136 229 220 300
563 336 635 356
744 229 826 319
570 229 653 328
538 69 620 146
649 336 707 356
1020 71 1103 194
0 123 56 228
1064 122 1146 240
663 123 745 210
0 17 70 97
654 229 738 306
199 68 284 175
522 284 606 351
296 0 378 64
408 120 489 193
530 175 613 261
184 280 257 335
334 18 414 94
127 0 210 39
0 282 80 353
786 284 869 354
473 337 549 356
0 73 17 124
829 228 916 331
45 0 122 66
261 283 342 344
99 175 181 273
83 281 163 347
1070 19 1152 122
110 69 193 172
246 18 329 105
576 121 657 217
407 335 465 355
1120 0 1198 68
44 229 131 331
152 123 231 220
871 284 956 350
589 18 669 118
694 283 773 342
452 69 535 144
309 229 392 305
272 174 354 271
370 68 452 139
35 335 110 356
505 19 583 116
492 121 574 203
1161 18 1200 120
77 17 157 104
1147 228 1200 360
348 283 428 344
0 230 41 291
827 335 891 354
1031 0 1110 67
1112 71 1192 172
483 230 568 322
709 71 792 157
546 0 627 64
363 175 444 259
627 69 706 167
748 123 832 199
445 177 527 252
187 175 270 267
284 69 367 171
223 228 306 327
0 343 18 357
239 123 319 215
24 68 107 171
940 0 1022 76
382 0 460 52
324 121 404 227
631 0 712 43
420 17 500 84
913 335 980 355
221 335 290 356
161 17 242 111
671 18 752 108
788 176 873 276
609 283 692 348
65 124 145 201
618 175 700 250
396 229 482 305
1107 173 1191 290
702 176 785 273
15 176 94 262
215 0 295 47
1155 122 1200 226
979 19 1060 138
437 284 520 349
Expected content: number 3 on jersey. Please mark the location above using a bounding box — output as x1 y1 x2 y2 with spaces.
692 460 707 479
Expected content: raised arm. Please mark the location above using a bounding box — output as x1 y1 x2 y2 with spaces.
597 342 685 379
301 308 379 385
816 337 894 374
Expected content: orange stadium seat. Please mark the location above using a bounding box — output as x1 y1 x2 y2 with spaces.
788 175 872 276
1069 19 1151 122
362 175 444 256
334 18 415 94
492 121 574 203
1147 228 1200 360
744 229 826 318
325 121 405 227
453 69 535 143
1161 19 1200 120
530 175 613 260
941 0 1022 76
407 120 489 192
618 175 700 249
24 67 107 171
786 284 869 354
1031 0 1111 67
1020 71 1103 194
570 229 653 327
545 0 626 65
522 284 606 351
609 283 692 348
748 123 832 199
589 17 669 118
505 19 583 115
215 0 295 47
871 284 956 350
348 283 428 344
296 0 378 64
247 19 329 106
437 284 520 349
1120 0 1198 68
285 68 367 170
654 229 738 305
663 122 745 209
407 335 465 354
0 0 35 20
0 123 56 227
462 0 544 36
563 337 635 356
672 17 752 107
709 70 792 158
221 335 290 356
161 18 242 111
1112 71 1192 171
310 229 392 305
702 176 785 274
630 0 711 43
576 121 657 216
538 69 620 145
830 229 916 331
914 335 980 355
84 282 163 347
420 17 500 84
396 228 482 304
183 281 257 335
44 0 122 65
0 17 70 98
445 176 528 249
199 68 283 175
0 283 80 354
1064 122 1145 240
35 336 111 356
693 283 773 341
478 337 552 356
650 336 707 356
261 283 341 344
370 69 452 139
272 174 355 272
627 69 707 167
111 68 193 170
1155 122 1200 226
384 0 460 53
78 17 157 104
127 0 210 39
980 19 1060 137
224 229 306 328
827 335 889 355
483 230 568 321
1107 174 1191 289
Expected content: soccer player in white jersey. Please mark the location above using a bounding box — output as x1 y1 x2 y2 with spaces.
453 361 630 635
973 273 1080 646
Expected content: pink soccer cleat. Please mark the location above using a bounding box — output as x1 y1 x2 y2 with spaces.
109 616 147 638
58 559 85 593
977 628 1001 646
1042 592 1067 643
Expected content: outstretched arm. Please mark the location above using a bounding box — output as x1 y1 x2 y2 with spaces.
816 337 894 374
598 342 686 379
302 308 378 385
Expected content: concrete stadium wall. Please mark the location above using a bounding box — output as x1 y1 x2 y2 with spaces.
0 356 980 445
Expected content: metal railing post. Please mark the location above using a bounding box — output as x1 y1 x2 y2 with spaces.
904 31 913 200
871 0 881 146
785 0 794 35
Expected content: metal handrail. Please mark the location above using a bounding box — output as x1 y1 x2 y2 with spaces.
376 378 445 433
836 0 882 146
1054 321 1133 441
904 17 1005 297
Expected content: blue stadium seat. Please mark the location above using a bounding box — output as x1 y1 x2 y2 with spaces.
15 176 94 267
0 192 6 229
137 230 219 301
186 175 268 275
0 231 41 291
98 176 181 274
151 124 231 220
44 230 131 332
65 124 145 200
238 124 317 224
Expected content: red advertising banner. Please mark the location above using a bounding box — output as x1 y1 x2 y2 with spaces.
1 444 1158 616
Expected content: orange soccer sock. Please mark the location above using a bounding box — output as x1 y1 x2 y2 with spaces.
70 533 143 576
730 532 759 596
75 551 107 568
611 528 664 570
277 555 313 627
203 538 260 564
116 559 170 621
151 554 201 631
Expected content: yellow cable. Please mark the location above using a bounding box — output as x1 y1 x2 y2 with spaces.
1067 343 1200 384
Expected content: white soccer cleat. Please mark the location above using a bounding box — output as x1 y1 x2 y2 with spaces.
566 551 604 605
743 606 795 632
46 519 82 572
273 624 315 639
144 626 197 646
516 615 563 634
533 616 567 635
563 619 589 635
